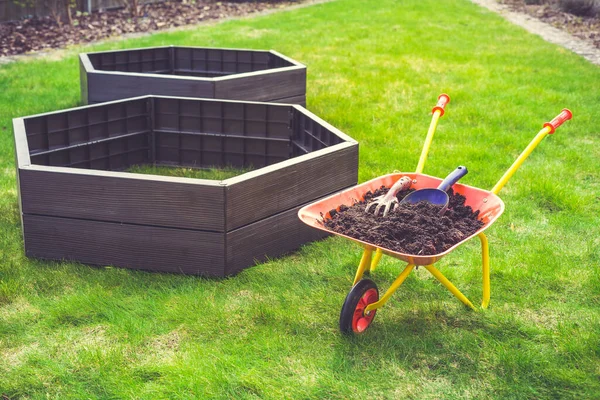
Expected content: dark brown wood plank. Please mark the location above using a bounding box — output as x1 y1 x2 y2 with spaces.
225 203 329 276
87 72 215 104
214 66 306 103
224 142 359 230
20 165 226 231
270 95 306 107
23 214 226 276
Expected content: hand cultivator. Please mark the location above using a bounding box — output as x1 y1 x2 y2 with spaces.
298 94 572 335
364 176 411 217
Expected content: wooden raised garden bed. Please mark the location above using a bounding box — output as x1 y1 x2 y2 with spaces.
80 46 307 106
13 96 358 276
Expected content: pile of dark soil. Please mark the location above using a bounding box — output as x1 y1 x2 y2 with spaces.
500 0 600 49
0 0 301 57
323 186 484 255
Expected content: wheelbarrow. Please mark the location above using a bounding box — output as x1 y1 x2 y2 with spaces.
298 97 572 335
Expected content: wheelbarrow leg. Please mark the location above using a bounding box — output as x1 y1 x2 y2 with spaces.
370 249 384 272
353 248 374 286
424 264 476 310
364 264 415 313
479 232 490 309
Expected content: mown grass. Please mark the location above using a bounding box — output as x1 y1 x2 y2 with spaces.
127 165 254 180
1 0 600 398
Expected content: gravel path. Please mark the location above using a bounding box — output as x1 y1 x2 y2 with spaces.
472 0 600 65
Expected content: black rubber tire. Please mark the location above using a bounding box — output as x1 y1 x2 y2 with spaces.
339 279 379 335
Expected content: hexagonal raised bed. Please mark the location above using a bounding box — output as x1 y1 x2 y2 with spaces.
13 96 358 276
80 46 307 106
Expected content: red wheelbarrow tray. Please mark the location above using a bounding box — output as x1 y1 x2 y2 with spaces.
298 172 505 266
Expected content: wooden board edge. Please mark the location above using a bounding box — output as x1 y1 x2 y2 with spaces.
16 95 154 120
211 65 305 82
12 118 30 167
175 45 270 54
268 50 307 68
268 94 306 107
20 164 226 187
79 53 94 72
221 142 356 186
82 45 173 58
90 69 215 82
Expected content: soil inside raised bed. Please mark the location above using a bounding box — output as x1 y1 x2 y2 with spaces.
323 185 484 255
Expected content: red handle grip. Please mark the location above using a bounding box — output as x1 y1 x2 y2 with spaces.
432 93 450 117
543 108 572 134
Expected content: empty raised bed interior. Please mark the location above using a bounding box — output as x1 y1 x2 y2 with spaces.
80 47 307 106
24 98 152 171
87 47 294 78
14 96 358 276
24 97 345 172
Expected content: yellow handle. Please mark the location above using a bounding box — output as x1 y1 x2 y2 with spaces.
491 109 572 194
416 110 442 174
415 94 450 174
491 126 551 194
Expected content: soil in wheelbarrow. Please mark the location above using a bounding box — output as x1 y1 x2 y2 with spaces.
323 186 484 255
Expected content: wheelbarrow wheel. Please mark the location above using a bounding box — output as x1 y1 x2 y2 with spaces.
339 279 379 335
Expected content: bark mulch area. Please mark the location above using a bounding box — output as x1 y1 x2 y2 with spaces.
323 186 484 256
0 0 302 57
500 0 600 49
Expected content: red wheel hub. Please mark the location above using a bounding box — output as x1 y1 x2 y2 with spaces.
352 288 378 333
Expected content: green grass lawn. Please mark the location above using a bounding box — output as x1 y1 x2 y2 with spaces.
127 165 254 180
1 0 600 398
